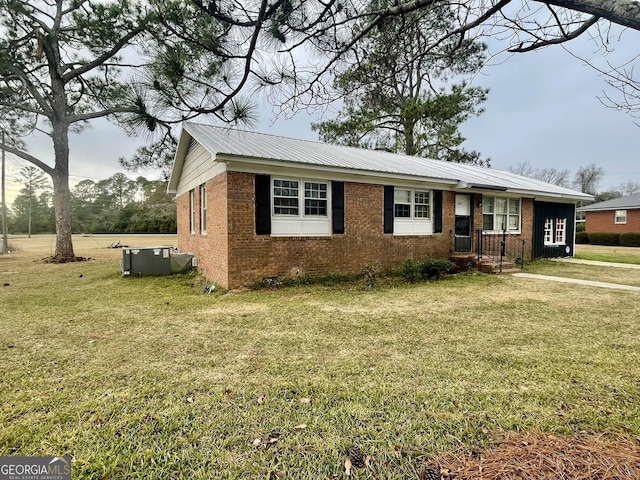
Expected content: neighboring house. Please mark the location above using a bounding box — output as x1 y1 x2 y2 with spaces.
577 194 640 233
168 123 592 289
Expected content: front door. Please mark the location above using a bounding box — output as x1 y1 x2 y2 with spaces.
455 194 472 252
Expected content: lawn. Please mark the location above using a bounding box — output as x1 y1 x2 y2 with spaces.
2 235 640 479
575 244 640 265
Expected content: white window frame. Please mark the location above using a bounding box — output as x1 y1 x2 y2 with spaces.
393 187 433 236
614 210 627 224
189 190 196 234
199 184 207 235
271 177 331 236
543 218 567 246
482 196 521 233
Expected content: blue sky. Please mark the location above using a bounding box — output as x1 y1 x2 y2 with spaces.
4 24 640 203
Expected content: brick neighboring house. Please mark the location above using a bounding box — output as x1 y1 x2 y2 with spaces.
168 123 592 289
577 194 640 234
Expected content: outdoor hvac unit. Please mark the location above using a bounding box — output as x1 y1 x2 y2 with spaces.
121 246 196 276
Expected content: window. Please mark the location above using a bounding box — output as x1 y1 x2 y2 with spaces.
394 189 430 219
544 218 567 246
304 182 328 215
273 179 329 217
391 187 433 235
273 179 299 215
189 190 196 234
483 196 520 232
271 178 331 236
199 184 207 234
394 189 411 218
615 210 627 224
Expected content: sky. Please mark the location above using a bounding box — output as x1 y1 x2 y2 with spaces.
3 21 640 205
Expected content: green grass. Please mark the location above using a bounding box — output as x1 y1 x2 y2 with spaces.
575 253 640 264
575 244 640 265
2 236 640 478
525 259 640 287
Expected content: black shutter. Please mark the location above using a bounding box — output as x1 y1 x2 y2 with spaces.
255 174 271 235
332 181 345 234
434 190 443 233
384 185 394 234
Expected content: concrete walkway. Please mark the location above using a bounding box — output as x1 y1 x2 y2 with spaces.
551 258 640 270
513 273 640 292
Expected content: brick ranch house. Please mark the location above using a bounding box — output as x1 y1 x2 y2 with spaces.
168 123 592 289
577 194 640 234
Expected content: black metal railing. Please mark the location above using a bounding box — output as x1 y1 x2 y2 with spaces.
476 229 526 273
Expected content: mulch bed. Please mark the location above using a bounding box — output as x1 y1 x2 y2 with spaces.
431 432 640 479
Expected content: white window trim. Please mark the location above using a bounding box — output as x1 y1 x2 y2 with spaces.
544 218 567 246
614 210 627 224
482 196 521 234
200 184 207 235
271 177 332 236
393 187 433 236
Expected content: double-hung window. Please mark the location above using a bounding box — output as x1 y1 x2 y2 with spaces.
393 188 432 235
614 210 627 224
189 190 196 234
483 196 520 232
199 184 207 234
271 178 331 236
544 218 567 246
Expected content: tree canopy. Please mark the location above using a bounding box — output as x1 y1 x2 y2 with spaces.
312 5 489 165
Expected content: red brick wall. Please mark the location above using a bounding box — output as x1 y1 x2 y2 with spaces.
225 171 455 288
178 172 538 288
176 172 229 287
585 210 640 234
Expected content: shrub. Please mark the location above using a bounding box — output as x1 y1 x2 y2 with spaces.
362 262 382 288
575 232 590 244
588 233 621 246
401 259 423 283
421 260 455 279
402 258 455 283
620 233 640 247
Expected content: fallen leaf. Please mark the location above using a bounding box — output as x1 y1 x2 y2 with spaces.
257 396 265 405
252 438 262 447
267 438 278 444
299 398 312 404
344 457 352 476
365 455 373 467
186 395 194 403
294 424 307 430
481 427 489 434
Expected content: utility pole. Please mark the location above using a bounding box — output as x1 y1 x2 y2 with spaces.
1 130 8 254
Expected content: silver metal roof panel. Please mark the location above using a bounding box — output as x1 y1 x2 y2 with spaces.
176 122 591 200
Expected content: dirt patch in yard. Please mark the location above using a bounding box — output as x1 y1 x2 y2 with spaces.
431 432 640 479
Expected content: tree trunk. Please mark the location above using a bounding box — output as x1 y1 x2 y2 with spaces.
51 121 75 260
28 195 32 238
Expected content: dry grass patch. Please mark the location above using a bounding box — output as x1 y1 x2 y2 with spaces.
435 432 640 479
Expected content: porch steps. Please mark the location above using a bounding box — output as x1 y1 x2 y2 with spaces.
450 254 521 275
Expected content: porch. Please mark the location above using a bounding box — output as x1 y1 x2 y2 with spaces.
450 229 526 274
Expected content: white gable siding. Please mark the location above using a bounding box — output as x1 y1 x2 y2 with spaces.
175 141 226 196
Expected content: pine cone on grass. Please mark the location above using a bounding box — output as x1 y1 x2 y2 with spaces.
420 467 441 480
348 445 366 469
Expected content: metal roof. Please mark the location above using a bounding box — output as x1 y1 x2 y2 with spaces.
170 122 592 201
577 193 640 211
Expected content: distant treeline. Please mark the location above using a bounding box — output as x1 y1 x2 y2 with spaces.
7 173 176 235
